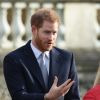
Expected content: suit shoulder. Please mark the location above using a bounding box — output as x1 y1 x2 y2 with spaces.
4 45 25 60
54 47 73 57
5 40 31 58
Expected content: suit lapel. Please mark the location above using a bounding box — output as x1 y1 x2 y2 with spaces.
48 48 63 89
23 41 45 91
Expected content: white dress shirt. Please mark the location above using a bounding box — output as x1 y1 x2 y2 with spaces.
30 41 50 74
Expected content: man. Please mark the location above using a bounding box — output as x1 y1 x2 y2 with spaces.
3 8 80 100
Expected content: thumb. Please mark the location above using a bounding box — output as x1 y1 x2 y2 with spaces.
52 76 58 86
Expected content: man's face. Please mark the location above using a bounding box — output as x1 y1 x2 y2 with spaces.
32 21 58 52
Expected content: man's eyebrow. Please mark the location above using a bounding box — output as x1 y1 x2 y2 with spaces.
44 30 51 32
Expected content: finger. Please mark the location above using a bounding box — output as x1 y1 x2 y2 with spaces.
62 80 74 94
59 79 72 88
62 81 74 96
62 88 70 96
52 76 58 86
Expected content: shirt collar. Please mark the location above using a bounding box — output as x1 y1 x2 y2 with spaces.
30 41 49 59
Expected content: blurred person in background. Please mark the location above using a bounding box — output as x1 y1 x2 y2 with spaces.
3 8 80 100
83 64 100 100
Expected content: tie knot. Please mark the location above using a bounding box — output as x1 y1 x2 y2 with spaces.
39 53 45 65
40 53 45 59
41 53 45 57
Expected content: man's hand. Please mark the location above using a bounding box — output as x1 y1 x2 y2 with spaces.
44 76 74 100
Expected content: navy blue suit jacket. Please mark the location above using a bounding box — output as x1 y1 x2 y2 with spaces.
3 40 80 100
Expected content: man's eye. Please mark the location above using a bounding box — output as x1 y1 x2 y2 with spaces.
44 31 57 35
53 31 56 35
44 31 51 34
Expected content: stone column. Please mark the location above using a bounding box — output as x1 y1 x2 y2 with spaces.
0 2 12 49
25 3 40 41
56 3 66 48
11 2 26 48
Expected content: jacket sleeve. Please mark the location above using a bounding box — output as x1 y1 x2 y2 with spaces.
3 54 44 100
64 53 80 100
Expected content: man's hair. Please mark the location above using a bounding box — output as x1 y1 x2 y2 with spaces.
31 8 60 28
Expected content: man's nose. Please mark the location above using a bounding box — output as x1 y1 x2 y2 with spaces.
48 34 54 40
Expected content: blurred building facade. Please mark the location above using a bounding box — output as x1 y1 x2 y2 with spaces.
0 1 100 49
0 1 100 50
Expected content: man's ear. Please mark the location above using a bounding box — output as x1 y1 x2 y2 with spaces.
31 25 37 34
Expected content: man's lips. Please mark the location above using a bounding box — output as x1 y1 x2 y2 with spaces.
48 42 53 44
47 42 53 45
46 42 53 46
